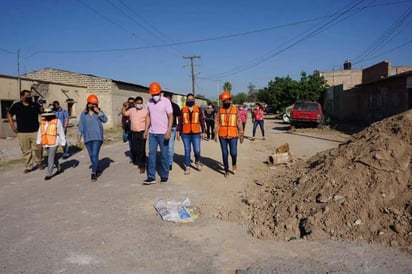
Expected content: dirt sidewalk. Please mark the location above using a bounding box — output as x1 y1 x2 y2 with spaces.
0 118 411 273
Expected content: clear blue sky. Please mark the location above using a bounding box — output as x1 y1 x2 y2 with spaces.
1 0 411 99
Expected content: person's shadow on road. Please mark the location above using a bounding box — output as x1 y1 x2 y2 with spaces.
173 153 225 175
98 157 115 175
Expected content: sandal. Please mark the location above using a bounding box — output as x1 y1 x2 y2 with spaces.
224 172 230 178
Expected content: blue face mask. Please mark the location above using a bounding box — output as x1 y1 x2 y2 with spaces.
186 100 195 107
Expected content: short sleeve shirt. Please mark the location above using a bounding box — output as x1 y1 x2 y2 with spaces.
8 102 41 132
125 107 148 132
54 108 70 127
146 96 173 134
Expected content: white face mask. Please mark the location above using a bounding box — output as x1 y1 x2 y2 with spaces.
152 95 160 102
135 104 143 109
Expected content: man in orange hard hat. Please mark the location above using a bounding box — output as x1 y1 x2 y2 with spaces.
143 82 173 184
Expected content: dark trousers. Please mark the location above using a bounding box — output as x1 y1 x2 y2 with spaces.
205 119 215 139
131 131 146 167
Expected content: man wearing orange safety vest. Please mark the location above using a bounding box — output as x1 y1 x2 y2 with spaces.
214 91 244 178
36 106 66 180
176 93 206 175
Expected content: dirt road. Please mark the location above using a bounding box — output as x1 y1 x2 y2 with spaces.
1 117 411 273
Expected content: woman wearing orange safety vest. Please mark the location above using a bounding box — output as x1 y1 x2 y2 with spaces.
214 91 244 178
176 93 206 175
36 106 66 180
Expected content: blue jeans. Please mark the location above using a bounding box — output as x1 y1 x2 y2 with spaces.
181 133 201 168
147 133 169 180
85 140 102 174
252 120 265 137
218 137 238 173
168 127 177 167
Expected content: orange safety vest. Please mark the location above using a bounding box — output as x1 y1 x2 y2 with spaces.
40 118 58 145
181 105 201 134
218 106 239 138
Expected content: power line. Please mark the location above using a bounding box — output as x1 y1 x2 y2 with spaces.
24 0 412 59
106 0 184 57
0 47 17 55
353 38 412 64
75 0 145 42
207 0 367 79
352 5 412 63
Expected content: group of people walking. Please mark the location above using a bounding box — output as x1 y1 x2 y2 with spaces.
121 82 245 182
8 82 265 183
8 89 108 182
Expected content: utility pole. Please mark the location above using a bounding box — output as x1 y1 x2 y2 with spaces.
17 48 21 95
183 56 200 96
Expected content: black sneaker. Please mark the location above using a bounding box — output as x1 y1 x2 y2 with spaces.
143 178 156 185
91 173 97 182
44 175 52 180
160 177 168 183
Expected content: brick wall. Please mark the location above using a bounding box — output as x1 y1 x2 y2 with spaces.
320 69 362 90
25 68 112 94
25 68 115 127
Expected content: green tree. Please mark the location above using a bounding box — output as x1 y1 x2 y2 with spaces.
222 81 232 92
258 71 328 111
232 92 248 105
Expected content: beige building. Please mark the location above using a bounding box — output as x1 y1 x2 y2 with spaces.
24 68 208 124
322 61 412 123
1 68 208 137
24 68 152 129
0 74 87 138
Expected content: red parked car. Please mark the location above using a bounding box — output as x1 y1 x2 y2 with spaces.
290 101 324 128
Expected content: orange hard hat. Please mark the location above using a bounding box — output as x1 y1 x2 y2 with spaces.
87 94 99 104
149 82 162 95
220 91 231 101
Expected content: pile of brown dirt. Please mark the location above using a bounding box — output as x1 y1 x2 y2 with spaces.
244 109 412 253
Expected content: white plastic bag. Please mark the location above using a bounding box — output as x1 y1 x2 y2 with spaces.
154 197 198 223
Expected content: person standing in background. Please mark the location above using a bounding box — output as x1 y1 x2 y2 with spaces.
36 106 66 180
251 103 265 141
163 91 181 171
204 103 216 140
176 93 206 175
122 97 136 162
122 96 148 174
77 94 108 182
239 104 248 132
143 82 173 184
52 101 70 159
7 90 43 173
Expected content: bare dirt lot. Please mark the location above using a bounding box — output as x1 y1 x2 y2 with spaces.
0 111 411 274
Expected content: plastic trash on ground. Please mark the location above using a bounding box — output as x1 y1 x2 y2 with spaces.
153 197 200 223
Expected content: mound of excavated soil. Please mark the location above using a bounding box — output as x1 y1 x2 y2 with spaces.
246 109 412 253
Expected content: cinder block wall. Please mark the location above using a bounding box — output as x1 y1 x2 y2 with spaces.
25 69 115 128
